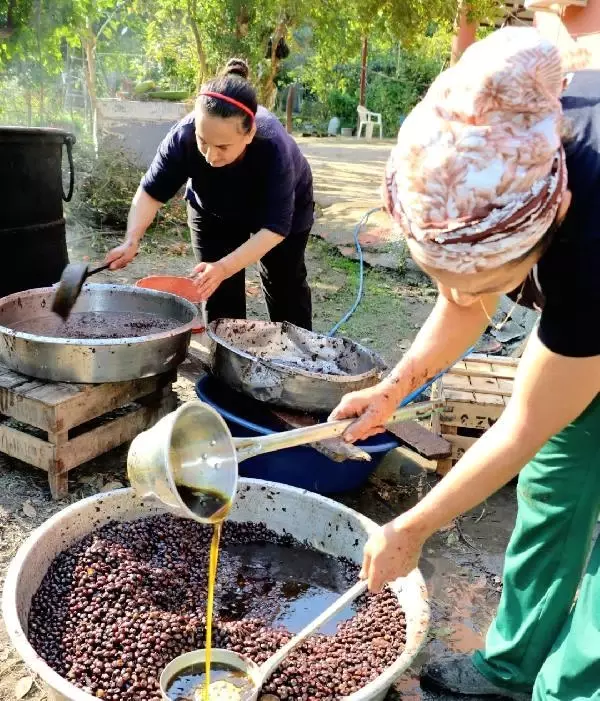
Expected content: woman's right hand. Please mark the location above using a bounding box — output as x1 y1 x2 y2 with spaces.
104 239 139 270
329 382 401 443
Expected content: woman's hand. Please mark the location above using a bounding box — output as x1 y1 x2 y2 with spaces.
329 382 400 443
360 515 427 592
192 261 229 301
105 239 139 270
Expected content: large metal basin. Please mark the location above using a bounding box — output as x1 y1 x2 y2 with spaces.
0 283 197 382
208 319 388 412
2 480 430 701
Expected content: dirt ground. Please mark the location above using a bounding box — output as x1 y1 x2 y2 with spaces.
0 139 517 701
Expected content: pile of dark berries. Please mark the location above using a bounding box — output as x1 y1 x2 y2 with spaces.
29 516 406 700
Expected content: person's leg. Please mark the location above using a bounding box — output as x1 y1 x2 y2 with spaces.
188 205 247 321
258 228 312 330
532 528 600 700
423 394 600 697
472 394 600 692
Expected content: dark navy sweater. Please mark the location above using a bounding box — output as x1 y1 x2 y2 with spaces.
141 106 314 237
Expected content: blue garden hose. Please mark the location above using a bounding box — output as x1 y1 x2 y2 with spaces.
327 206 382 337
326 206 473 403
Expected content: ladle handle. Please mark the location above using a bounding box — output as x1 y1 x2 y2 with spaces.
234 399 444 462
200 300 208 327
258 579 368 682
88 262 112 276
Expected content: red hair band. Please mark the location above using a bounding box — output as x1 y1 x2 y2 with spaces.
199 91 255 122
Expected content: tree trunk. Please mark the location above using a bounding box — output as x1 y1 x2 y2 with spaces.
187 0 208 95
359 35 368 107
259 19 286 109
451 0 477 66
235 4 249 39
25 86 32 127
82 32 98 153
34 0 44 124
285 83 296 134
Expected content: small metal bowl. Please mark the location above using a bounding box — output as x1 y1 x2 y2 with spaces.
160 649 261 701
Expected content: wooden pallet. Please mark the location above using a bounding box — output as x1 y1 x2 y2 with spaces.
0 365 177 499
431 354 518 474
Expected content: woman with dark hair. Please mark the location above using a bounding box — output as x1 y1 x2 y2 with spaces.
330 23 600 701
106 58 314 329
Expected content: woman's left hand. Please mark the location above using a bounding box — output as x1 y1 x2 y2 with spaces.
360 515 427 592
192 261 228 300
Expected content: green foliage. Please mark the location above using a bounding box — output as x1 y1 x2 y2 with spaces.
293 27 451 136
73 143 188 239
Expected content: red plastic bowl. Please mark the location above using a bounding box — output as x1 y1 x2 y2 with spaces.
135 276 205 333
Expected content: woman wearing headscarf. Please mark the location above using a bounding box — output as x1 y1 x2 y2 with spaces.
105 58 314 329
330 22 600 701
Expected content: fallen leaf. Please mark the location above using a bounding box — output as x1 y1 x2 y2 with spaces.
22 501 36 518
100 480 124 493
15 676 33 698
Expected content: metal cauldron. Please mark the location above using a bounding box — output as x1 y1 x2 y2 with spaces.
0 283 197 382
207 319 387 413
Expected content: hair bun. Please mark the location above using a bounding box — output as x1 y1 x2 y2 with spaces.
224 58 250 80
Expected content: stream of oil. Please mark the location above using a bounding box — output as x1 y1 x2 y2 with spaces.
205 522 221 701
175 486 232 701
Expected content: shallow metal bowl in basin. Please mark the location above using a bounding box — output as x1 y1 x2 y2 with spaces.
208 319 388 412
3 480 430 701
0 283 197 382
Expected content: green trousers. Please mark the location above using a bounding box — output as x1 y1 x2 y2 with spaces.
472 394 600 701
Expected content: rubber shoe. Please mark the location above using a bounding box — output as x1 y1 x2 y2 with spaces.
421 653 531 700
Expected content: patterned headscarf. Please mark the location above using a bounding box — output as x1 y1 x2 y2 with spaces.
385 27 568 274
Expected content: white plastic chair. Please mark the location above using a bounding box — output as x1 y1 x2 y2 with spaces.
357 105 383 139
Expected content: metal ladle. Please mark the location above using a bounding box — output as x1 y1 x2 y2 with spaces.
51 261 111 320
159 579 368 701
127 399 444 524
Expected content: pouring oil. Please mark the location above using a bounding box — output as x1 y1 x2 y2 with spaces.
166 660 253 701
205 522 222 700
173 486 232 701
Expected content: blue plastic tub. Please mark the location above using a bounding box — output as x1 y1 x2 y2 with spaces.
195 376 399 494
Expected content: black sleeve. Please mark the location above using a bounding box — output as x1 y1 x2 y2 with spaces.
537 241 600 357
258 141 295 237
140 124 188 204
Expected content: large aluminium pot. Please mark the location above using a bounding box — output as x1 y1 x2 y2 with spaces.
207 319 388 413
0 283 197 382
3 480 430 701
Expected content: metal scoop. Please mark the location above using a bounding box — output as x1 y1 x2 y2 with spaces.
51 261 111 320
127 399 444 524
159 579 369 701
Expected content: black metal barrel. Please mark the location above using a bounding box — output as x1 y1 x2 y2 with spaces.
0 127 75 297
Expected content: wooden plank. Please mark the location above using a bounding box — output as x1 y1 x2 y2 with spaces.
442 433 478 461
53 372 175 432
443 386 512 400
23 382 82 403
57 394 177 472
448 366 517 381
0 386 56 430
386 420 452 459
0 424 53 470
270 408 371 462
439 401 503 429
444 388 477 402
0 369 38 390
474 392 504 405
48 469 68 500
463 354 519 367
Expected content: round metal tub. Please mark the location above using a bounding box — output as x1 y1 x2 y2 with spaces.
208 319 388 413
0 283 197 382
2 480 430 701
